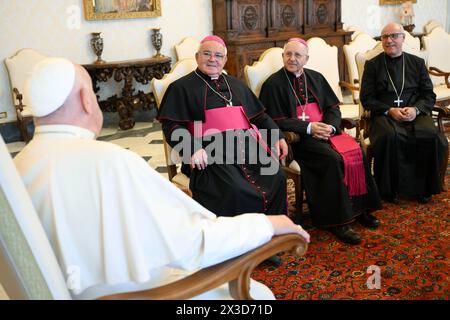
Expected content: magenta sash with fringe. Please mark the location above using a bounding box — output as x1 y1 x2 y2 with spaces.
329 133 367 197
297 103 367 197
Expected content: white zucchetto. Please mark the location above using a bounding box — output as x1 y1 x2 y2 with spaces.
25 57 75 117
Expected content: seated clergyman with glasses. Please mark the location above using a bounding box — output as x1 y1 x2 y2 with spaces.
360 22 448 204
158 36 289 224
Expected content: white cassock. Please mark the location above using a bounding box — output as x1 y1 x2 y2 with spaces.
14 125 275 300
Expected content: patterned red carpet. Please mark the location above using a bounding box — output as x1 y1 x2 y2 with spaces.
252 170 449 300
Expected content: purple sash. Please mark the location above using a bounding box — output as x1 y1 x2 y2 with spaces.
187 106 251 137
187 106 274 157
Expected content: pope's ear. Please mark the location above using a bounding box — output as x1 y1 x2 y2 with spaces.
80 86 93 114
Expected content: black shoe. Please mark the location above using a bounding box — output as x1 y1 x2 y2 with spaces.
383 194 399 204
356 212 380 229
417 195 431 204
264 255 282 267
329 225 362 245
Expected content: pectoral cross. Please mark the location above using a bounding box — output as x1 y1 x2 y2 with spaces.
394 98 403 107
299 112 310 121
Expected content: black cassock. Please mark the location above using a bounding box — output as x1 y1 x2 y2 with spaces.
158 69 287 217
260 67 381 227
360 52 448 197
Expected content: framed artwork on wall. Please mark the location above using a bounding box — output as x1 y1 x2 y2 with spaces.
83 0 161 20
379 0 416 4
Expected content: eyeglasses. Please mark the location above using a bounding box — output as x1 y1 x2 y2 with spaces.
200 51 225 61
381 33 404 40
284 52 308 59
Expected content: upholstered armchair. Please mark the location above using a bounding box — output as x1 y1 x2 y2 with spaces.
305 38 360 125
422 27 450 109
151 58 198 194
0 134 308 300
4 49 48 142
343 33 379 103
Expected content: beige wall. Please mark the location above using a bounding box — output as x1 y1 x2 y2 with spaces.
0 0 447 123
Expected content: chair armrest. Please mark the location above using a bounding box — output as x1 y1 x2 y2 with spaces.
433 105 450 117
432 105 450 133
339 81 359 92
428 66 450 88
97 233 308 300
283 131 301 164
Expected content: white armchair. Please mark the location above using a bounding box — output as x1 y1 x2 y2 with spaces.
0 134 71 299
151 58 198 193
244 47 284 97
424 20 444 34
305 37 360 122
422 26 450 108
343 33 379 103
404 31 421 51
4 49 48 142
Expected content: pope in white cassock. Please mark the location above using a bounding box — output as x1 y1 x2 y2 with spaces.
13 57 310 299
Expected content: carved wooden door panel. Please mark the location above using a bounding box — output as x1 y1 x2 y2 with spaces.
305 0 342 32
234 0 267 38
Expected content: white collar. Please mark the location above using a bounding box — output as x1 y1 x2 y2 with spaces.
34 125 96 140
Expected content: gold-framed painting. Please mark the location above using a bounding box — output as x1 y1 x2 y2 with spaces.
379 0 416 4
83 0 161 20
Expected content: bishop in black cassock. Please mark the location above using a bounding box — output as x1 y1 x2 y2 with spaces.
260 38 382 245
158 36 288 217
360 23 448 203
